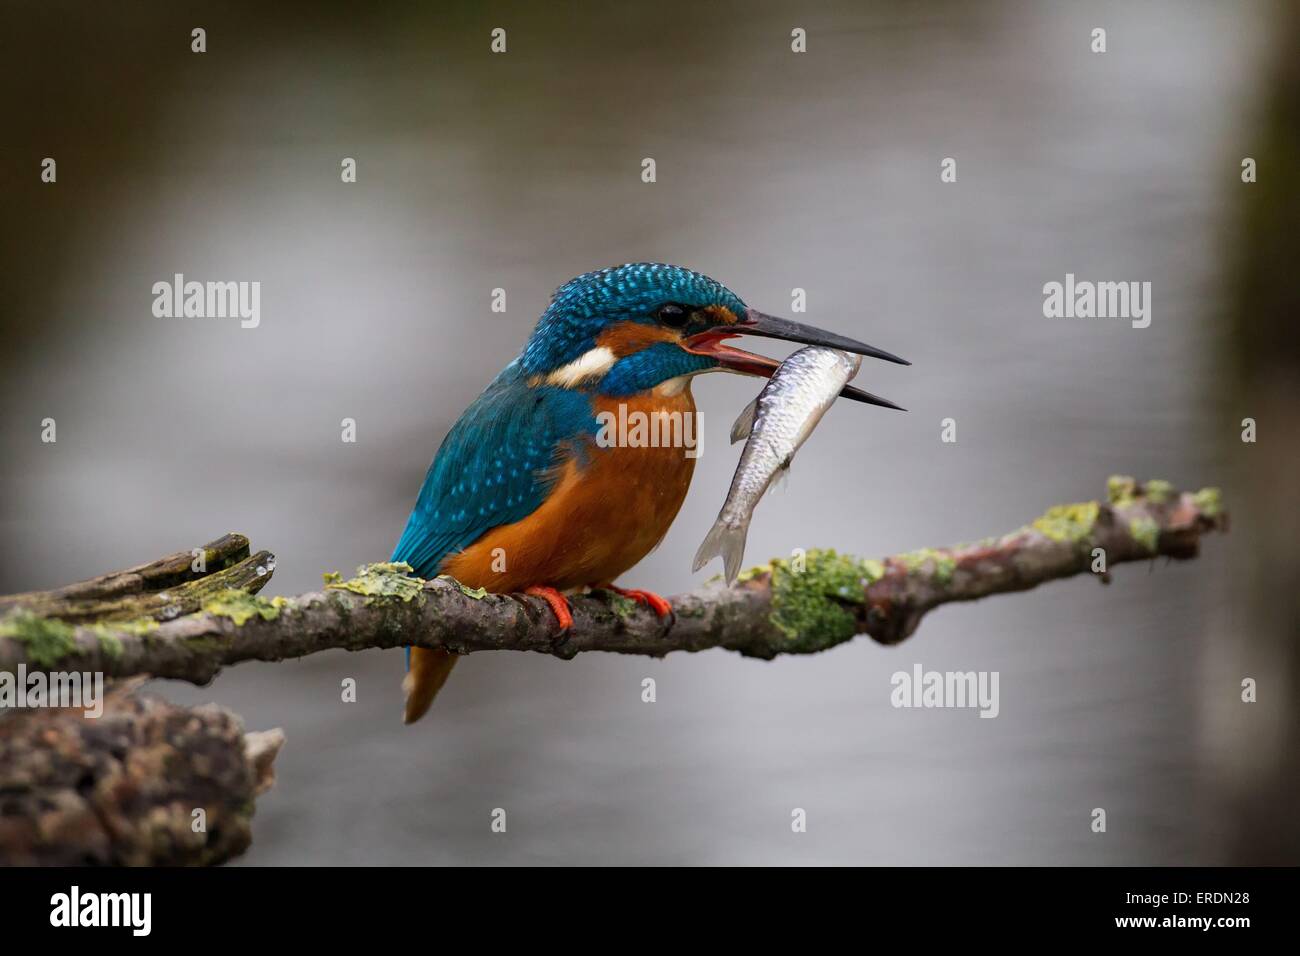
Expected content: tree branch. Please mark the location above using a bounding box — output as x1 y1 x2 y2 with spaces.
0 477 1226 685
0 532 274 624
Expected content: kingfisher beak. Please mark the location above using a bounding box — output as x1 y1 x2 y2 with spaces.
735 309 910 366
683 308 909 411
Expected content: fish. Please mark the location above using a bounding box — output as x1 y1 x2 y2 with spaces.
693 346 864 584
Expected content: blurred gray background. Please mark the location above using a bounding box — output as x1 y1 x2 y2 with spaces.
1 0 1293 864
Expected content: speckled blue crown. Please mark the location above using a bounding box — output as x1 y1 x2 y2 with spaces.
522 263 746 373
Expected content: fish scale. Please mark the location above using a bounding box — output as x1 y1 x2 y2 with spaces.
693 346 863 584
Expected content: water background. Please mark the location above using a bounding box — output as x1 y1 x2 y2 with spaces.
0 1 1272 863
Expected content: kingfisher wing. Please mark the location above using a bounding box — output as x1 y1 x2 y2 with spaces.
391 367 596 579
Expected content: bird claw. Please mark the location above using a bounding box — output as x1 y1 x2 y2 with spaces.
524 585 573 632
601 585 674 623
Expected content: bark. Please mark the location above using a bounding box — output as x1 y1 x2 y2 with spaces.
0 477 1227 684
0 475 1224 866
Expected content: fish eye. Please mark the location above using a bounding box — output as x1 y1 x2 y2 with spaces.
655 303 691 328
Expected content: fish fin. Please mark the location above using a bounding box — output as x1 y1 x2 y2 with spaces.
730 398 758 444
692 518 750 586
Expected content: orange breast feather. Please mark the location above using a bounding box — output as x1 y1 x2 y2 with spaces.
441 387 697 592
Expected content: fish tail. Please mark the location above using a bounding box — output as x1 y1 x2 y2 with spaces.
692 517 750 586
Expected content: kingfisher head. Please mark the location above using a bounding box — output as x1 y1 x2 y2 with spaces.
520 263 908 408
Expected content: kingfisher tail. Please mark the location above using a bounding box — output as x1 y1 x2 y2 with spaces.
403 647 459 724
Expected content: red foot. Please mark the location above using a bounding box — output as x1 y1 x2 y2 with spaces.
524 586 573 631
602 584 673 619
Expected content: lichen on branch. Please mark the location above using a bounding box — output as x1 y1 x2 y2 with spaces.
0 477 1227 684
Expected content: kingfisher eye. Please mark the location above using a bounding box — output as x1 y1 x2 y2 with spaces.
655 303 691 328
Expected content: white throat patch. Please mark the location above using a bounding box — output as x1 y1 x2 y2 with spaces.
542 346 617 388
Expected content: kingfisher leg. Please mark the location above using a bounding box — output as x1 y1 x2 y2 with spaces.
524 585 573 631
601 584 673 619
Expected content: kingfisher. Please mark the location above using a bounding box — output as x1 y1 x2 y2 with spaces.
392 263 908 724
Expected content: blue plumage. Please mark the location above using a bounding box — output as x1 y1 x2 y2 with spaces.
392 360 598 578
600 343 716 396
394 263 739 576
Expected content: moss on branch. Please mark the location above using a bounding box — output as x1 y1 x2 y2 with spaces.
0 477 1227 684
